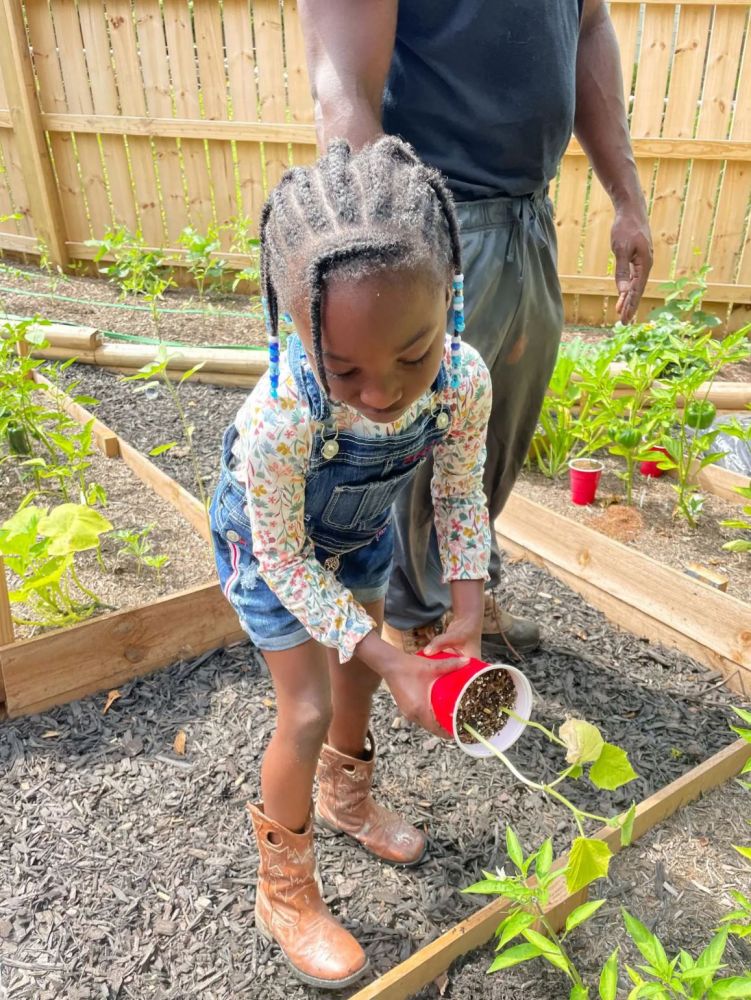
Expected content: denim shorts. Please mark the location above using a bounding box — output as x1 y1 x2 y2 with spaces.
210 465 394 652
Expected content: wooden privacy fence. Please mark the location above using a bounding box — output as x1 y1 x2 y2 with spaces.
1 0 751 326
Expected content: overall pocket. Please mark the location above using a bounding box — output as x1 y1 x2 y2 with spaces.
321 463 419 531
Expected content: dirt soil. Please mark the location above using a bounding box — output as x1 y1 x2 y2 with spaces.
0 447 215 639
1 552 749 1000
516 458 751 605
0 261 267 348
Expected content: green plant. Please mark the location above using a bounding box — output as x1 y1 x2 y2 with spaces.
121 349 209 517
179 224 227 298
0 502 112 628
111 523 170 582
85 226 173 299
226 215 261 290
0 320 107 504
720 484 751 554
649 329 751 526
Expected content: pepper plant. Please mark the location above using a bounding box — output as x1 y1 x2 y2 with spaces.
178 224 227 298
648 328 751 526
85 226 173 299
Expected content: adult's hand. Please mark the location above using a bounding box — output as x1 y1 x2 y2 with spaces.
612 206 653 325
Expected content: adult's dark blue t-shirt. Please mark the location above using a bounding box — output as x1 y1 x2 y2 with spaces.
382 0 582 201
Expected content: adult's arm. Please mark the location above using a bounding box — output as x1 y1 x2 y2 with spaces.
298 0 397 150
575 0 653 323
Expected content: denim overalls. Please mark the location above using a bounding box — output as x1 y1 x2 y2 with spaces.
210 334 452 652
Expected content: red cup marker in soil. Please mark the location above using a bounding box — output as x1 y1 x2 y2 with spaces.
639 445 670 478
568 458 604 506
423 652 534 758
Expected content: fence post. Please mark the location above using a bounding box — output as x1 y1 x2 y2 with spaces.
0 557 14 646
0 0 68 268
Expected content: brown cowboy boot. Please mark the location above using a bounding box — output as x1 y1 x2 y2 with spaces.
315 732 427 866
247 802 368 990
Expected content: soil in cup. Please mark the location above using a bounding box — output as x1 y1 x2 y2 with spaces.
455 669 516 745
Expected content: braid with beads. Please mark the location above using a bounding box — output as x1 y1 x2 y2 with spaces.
260 137 464 399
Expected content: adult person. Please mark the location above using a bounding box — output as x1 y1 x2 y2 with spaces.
297 0 653 656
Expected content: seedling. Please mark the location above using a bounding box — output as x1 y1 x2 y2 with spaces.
111 523 170 582
179 225 227 298
85 226 173 299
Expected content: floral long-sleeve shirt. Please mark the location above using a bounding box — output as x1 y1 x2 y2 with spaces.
231 337 492 661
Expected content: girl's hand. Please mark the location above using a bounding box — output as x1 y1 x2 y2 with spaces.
424 615 482 661
357 632 466 737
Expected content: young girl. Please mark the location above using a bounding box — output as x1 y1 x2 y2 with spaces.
210 137 491 990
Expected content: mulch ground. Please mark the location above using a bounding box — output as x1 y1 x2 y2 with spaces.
1 551 748 999
2 358 749 998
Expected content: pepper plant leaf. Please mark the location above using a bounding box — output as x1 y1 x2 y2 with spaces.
599 947 619 1000
488 942 541 973
38 503 113 555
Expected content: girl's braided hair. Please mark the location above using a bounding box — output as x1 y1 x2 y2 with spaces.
260 136 462 396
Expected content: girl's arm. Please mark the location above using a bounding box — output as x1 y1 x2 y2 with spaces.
244 387 376 663
428 346 493 655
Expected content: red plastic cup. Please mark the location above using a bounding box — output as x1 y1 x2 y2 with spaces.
423 652 533 758
568 458 604 505
639 446 670 478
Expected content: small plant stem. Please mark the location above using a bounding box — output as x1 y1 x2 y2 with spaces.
535 902 587 991
464 725 609 836
161 375 208 515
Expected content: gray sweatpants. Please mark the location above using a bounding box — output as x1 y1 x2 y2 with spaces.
385 191 564 629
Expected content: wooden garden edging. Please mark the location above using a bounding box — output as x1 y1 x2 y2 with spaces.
0 581 244 718
496 493 751 696
350 738 751 1000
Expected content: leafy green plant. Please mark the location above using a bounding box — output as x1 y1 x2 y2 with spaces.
617 916 749 999
85 226 173 299
121 349 209 517
720 484 751 554
226 215 260 291
0 320 107 504
0 502 112 628
111 523 170 582
648 328 751 526
179 224 227 298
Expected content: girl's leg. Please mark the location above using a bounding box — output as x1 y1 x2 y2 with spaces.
261 639 332 832
325 599 384 757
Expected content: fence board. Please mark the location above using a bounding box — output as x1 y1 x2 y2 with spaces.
49 2 112 236
0 59 33 243
76 1 139 234
135 0 189 243
712 16 751 292
162 0 215 232
224 0 265 235
194 3 237 243
254 0 291 191
24 0 90 245
283 0 318 169
577 2 642 325
649 7 713 278
106 0 166 245
676 6 747 275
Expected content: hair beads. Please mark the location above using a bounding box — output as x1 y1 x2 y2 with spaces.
262 297 280 400
451 272 464 389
